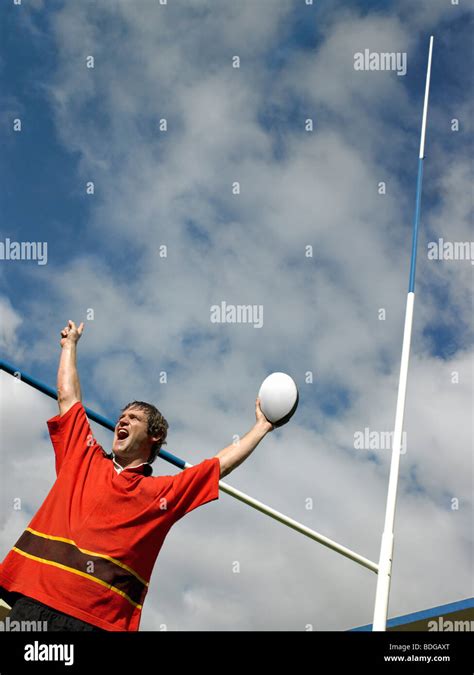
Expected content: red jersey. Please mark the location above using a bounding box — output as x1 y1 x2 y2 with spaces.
0 402 220 631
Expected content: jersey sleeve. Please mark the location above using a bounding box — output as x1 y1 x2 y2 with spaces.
47 401 98 475
171 457 220 521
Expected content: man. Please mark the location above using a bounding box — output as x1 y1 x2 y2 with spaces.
0 320 274 631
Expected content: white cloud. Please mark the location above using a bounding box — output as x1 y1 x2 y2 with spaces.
0 298 24 362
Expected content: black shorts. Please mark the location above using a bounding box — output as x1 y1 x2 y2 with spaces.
8 595 106 632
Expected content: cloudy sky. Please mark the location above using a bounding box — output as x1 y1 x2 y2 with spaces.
0 0 472 631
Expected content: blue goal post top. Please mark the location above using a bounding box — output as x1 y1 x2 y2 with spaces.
350 597 474 631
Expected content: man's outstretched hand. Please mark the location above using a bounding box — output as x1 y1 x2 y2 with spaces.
60 320 84 348
255 397 274 433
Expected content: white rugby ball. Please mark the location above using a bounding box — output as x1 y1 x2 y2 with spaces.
258 372 299 426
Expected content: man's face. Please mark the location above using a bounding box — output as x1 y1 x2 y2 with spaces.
112 407 151 460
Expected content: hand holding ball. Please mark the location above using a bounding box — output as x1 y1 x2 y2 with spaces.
258 372 299 428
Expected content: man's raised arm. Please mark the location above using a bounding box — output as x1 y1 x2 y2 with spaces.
57 320 84 417
214 398 274 478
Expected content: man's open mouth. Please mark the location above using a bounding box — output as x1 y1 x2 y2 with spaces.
117 429 129 441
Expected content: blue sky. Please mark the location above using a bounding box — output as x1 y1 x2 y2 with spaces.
1 2 472 393
0 0 472 631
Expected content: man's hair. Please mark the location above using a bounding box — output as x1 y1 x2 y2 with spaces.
121 401 169 464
